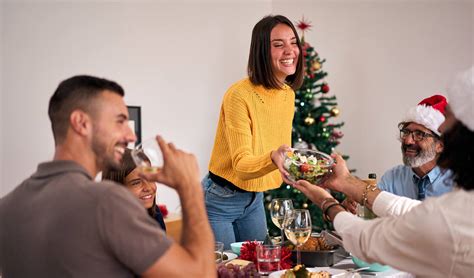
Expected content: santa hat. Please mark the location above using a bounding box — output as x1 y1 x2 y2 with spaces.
402 94 448 136
447 66 474 132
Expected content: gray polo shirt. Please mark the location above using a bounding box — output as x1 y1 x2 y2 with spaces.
0 160 172 277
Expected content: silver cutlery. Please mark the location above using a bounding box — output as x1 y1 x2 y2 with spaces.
332 267 371 277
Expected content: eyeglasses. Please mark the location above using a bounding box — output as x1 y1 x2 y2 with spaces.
399 128 436 142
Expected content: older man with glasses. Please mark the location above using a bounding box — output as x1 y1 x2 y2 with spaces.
377 95 454 200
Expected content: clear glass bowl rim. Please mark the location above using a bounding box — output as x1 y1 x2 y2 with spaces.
285 148 335 168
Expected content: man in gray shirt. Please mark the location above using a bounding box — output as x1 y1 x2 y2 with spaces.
0 75 215 277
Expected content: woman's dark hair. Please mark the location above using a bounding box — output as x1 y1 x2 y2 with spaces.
102 148 158 218
437 121 474 190
247 15 304 90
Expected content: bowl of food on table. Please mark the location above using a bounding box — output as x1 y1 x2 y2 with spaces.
285 235 348 267
283 149 334 185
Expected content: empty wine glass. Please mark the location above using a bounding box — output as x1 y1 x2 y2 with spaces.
284 209 312 266
270 198 293 246
130 137 163 173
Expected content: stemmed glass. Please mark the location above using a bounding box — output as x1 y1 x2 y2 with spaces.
284 209 312 266
130 138 163 173
270 198 294 246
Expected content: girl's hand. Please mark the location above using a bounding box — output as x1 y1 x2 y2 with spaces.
271 144 294 185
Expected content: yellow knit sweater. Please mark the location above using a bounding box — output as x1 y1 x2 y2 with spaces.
208 78 295 192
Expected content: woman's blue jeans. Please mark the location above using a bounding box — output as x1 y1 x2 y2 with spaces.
202 174 267 249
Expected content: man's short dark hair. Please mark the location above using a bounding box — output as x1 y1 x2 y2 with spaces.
247 15 304 90
48 75 125 145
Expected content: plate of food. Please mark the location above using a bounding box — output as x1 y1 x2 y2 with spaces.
223 252 238 263
284 148 334 184
269 264 346 278
215 251 238 263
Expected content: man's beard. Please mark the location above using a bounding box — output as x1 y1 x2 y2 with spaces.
91 130 122 172
402 142 438 168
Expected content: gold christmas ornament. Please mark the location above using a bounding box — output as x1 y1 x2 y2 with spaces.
304 115 315 125
311 61 321 71
303 203 308 208
331 107 340 117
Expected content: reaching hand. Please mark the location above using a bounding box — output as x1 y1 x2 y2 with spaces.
292 180 333 207
271 144 294 185
139 135 200 192
321 154 352 193
341 198 358 214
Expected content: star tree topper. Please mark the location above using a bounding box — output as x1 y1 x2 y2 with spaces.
296 16 312 39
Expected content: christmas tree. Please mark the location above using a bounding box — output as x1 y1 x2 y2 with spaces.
264 18 347 236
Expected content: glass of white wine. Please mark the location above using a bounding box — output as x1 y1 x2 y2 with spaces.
131 138 163 173
270 198 293 246
284 209 312 266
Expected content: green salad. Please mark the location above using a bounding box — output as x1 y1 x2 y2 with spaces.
283 150 333 184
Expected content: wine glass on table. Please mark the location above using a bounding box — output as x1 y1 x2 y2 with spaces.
284 209 312 266
130 138 163 173
270 198 294 246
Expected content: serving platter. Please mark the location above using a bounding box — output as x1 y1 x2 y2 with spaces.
268 267 345 278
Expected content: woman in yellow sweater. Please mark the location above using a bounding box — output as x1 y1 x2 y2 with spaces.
202 15 304 248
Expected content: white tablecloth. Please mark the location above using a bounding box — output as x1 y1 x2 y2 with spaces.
329 258 414 277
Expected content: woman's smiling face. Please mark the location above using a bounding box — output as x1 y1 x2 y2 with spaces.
124 168 157 209
270 23 300 84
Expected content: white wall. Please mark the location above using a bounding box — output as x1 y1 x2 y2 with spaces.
0 0 271 211
1 0 472 212
0 0 3 194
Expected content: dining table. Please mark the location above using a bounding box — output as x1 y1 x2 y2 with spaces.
263 259 414 277
324 258 414 277
224 252 414 278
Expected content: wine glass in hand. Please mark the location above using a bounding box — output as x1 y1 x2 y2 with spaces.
270 198 293 245
131 138 163 173
284 209 312 266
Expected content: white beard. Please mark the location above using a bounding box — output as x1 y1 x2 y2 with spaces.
402 143 437 168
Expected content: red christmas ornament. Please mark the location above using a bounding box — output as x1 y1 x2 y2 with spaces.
322 84 330 93
302 42 310 51
319 116 326 122
332 130 343 139
158 204 169 218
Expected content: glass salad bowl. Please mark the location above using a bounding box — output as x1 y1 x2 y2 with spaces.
283 148 334 184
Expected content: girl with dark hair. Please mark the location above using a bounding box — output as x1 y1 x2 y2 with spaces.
103 148 166 231
202 15 304 248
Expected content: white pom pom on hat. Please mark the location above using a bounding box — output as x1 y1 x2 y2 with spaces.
401 94 448 136
446 66 474 132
